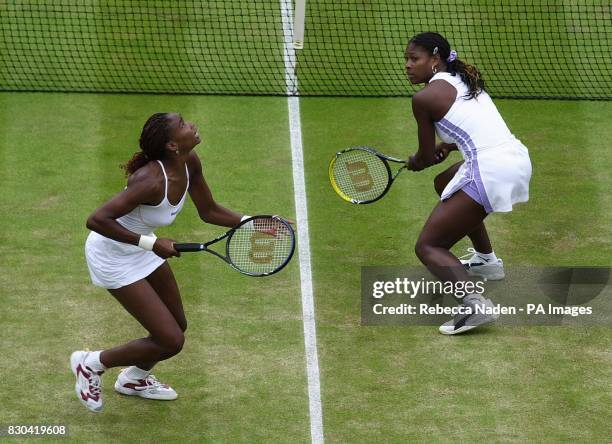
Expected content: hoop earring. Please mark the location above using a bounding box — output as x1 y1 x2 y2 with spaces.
432 65 438 74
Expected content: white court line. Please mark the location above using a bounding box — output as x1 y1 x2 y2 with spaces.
279 1 324 443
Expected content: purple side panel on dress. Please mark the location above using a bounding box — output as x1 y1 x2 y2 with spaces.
436 119 494 213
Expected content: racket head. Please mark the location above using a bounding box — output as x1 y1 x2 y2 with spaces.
226 215 296 277
328 146 393 204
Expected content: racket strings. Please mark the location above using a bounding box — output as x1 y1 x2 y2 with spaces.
228 218 294 275
331 150 390 202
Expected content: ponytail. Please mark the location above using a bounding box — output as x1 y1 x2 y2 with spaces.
448 59 485 100
122 151 150 177
121 112 171 177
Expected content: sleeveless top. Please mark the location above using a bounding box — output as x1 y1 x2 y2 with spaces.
429 72 515 154
429 72 532 214
116 160 190 235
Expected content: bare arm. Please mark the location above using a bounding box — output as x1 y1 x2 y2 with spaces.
86 165 179 258
86 168 161 245
408 81 457 171
187 152 243 228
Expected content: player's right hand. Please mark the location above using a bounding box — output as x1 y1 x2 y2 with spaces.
153 238 181 258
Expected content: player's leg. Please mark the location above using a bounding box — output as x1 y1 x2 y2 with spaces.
434 163 503 280
415 189 488 283
433 161 492 253
146 262 187 331
131 262 187 371
70 278 183 411
102 279 185 366
414 191 499 334
110 263 185 400
106 278 184 400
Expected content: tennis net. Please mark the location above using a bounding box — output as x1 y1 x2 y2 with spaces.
1 1 610 99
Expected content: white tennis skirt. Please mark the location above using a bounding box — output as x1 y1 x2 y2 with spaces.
441 138 532 213
85 231 165 290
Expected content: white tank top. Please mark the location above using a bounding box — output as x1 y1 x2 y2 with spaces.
116 160 189 235
429 72 515 155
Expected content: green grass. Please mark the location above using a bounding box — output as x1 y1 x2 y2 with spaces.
301 98 612 442
0 92 610 443
1 3 611 443
0 92 309 443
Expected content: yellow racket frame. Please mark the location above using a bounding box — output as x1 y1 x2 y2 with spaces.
328 155 358 203
328 146 407 204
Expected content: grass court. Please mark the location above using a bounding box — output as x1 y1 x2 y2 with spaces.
1 1 611 442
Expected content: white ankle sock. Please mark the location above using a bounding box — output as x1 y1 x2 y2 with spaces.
124 366 151 380
476 251 498 262
85 351 107 373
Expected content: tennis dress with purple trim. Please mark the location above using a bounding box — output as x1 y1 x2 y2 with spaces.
429 72 532 213
85 161 189 289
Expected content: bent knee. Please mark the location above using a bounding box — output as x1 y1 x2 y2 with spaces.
155 331 185 355
174 316 187 333
414 239 431 262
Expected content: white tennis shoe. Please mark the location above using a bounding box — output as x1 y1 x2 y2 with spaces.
114 369 178 400
70 351 104 413
459 248 505 280
439 293 499 335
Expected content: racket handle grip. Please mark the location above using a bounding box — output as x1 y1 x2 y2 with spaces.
174 243 205 252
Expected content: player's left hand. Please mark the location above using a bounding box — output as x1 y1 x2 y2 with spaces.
274 215 295 225
254 215 294 237
434 147 450 164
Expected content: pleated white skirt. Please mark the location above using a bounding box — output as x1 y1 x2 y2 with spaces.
85 231 164 289
441 138 532 213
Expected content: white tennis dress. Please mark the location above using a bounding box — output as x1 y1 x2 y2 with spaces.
430 72 532 213
85 160 189 289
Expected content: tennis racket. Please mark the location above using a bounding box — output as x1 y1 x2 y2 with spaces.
328 146 408 204
174 215 295 277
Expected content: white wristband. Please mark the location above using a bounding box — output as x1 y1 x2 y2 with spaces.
138 235 156 251
240 215 251 222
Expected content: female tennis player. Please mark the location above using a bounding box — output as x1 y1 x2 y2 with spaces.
71 113 251 412
405 32 532 335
